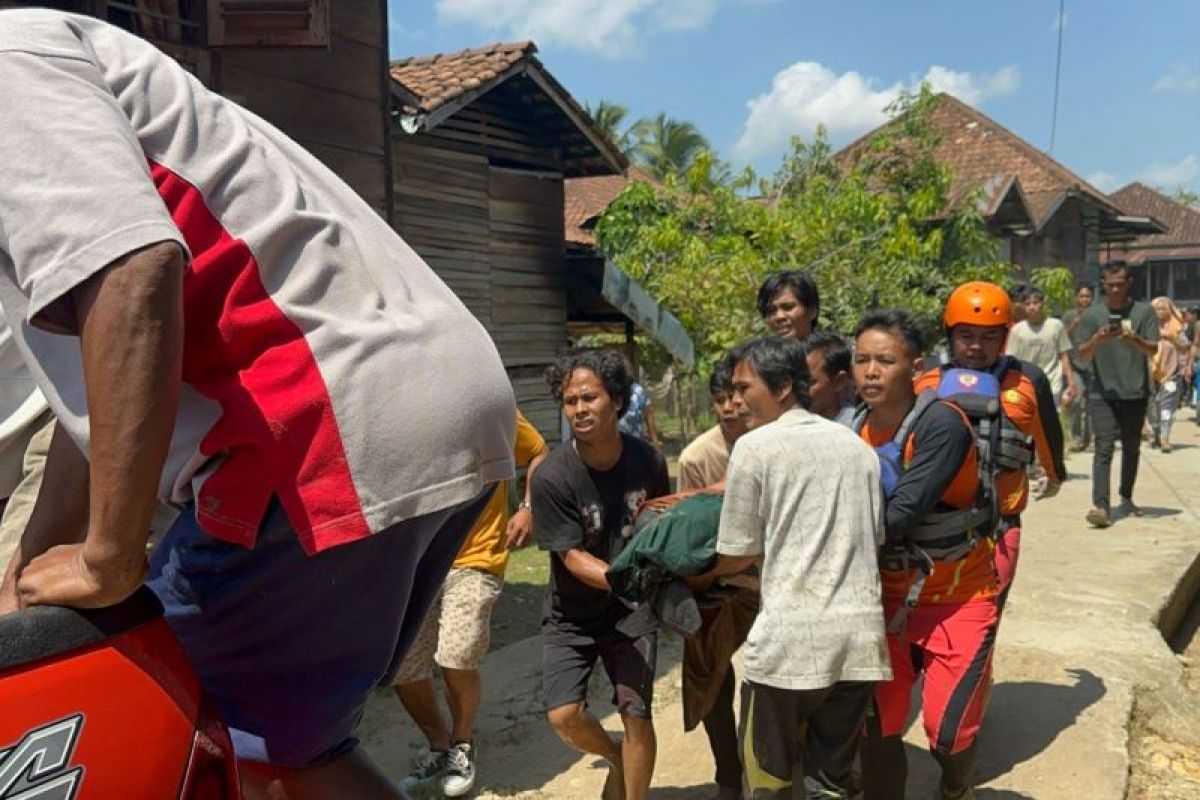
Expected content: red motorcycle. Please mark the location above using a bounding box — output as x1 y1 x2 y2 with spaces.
0 587 240 799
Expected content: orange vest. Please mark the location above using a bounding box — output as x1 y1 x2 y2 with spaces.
914 365 1060 517
860 405 997 604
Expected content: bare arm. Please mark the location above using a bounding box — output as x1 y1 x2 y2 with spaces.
1120 327 1159 357
643 404 660 447
559 547 613 591
1077 326 1120 361
0 424 90 613
505 444 549 549
13 241 184 610
1059 351 1077 402
685 553 760 592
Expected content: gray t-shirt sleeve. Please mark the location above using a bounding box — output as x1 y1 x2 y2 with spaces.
0 32 186 333
1139 306 1160 342
1054 320 1072 354
717 441 764 557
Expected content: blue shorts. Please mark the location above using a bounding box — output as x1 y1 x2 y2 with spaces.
147 488 494 767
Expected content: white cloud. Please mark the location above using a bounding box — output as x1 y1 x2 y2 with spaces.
1153 64 1200 93
734 62 1021 160
1143 155 1200 187
1087 170 1120 192
434 0 718 57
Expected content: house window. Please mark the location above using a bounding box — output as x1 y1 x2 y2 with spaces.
208 0 329 47
96 1 211 81
102 1 205 47
1172 259 1200 302
1129 263 1149 300
1149 262 1171 298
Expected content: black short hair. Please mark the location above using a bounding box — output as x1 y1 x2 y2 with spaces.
854 309 925 358
801 331 851 376
1008 283 1030 303
729 336 812 410
1025 288 1046 302
708 353 736 396
756 270 821 322
1076 283 1094 294
545 348 633 415
1101 260 1130 278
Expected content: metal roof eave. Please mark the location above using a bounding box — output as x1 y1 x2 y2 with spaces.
599 260 694 366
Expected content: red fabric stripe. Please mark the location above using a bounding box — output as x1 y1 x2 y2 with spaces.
150 162 369 553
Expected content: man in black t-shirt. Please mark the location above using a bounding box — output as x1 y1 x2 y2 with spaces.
533 348 669 800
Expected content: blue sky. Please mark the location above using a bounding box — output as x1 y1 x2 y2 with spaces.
388 1 1200 193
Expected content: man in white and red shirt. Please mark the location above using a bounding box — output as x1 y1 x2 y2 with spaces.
0 9 515 798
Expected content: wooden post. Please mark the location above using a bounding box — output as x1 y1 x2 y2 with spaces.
624 319 637 372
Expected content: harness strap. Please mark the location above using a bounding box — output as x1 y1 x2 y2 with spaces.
886 546 935 635
911 506 991 543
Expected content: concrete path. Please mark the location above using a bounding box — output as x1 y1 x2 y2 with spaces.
358 415 1200 799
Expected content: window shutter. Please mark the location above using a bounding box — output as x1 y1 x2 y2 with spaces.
208 0 330 47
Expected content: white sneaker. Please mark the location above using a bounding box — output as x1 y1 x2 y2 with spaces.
400 749 448 793
442 741 477 797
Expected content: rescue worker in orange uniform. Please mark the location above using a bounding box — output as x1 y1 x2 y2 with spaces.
852 309 996 800
916 281 1066 598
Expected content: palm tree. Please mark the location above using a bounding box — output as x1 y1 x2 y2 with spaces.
628 113 711 180
584 100 632 153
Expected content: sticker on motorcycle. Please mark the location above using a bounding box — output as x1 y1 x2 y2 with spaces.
0 715 84 800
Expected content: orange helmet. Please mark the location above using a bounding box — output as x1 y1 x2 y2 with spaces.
943 281 1011 328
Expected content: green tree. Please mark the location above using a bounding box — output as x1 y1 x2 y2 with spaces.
584 99 633 152
628 113 712 179
595 87 1013 371
1030 266 1076 315
1166 186 1200 209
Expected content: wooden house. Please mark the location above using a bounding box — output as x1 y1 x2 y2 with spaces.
564 168 694 372
23 1 393 217
841 94 1163 285
1106 183 1200 306
389 43 691 440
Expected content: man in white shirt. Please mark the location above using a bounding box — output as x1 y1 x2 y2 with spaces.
677 357 747 492
0 10 515 799
1006 288 1078 405
693 336 890 799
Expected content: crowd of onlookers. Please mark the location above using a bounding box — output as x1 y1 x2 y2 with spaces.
1 13 1192 800
389 267 1113 800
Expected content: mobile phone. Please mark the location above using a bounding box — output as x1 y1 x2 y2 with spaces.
1107 313 1122 332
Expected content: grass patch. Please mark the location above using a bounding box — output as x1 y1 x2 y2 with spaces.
505 544 551 586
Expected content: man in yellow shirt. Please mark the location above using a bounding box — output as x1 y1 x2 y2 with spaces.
393 411 548 797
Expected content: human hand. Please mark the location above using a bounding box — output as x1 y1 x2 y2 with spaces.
16 544 146 610
1118 326 1141 344
505 506 533 549
1061 385 1078 407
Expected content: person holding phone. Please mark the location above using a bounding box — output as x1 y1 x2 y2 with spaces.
1074 262 1159 528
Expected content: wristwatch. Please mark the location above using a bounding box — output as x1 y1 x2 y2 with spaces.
517 500 532 511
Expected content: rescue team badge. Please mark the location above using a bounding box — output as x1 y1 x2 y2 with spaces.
956 372 979 388
1004 389 1022 404
0 715 83 800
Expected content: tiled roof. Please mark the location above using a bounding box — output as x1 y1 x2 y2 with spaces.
1108 182 1200 263
565 166 657 246
390 42 535 115
388 41 625 177
842 94 1120 228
